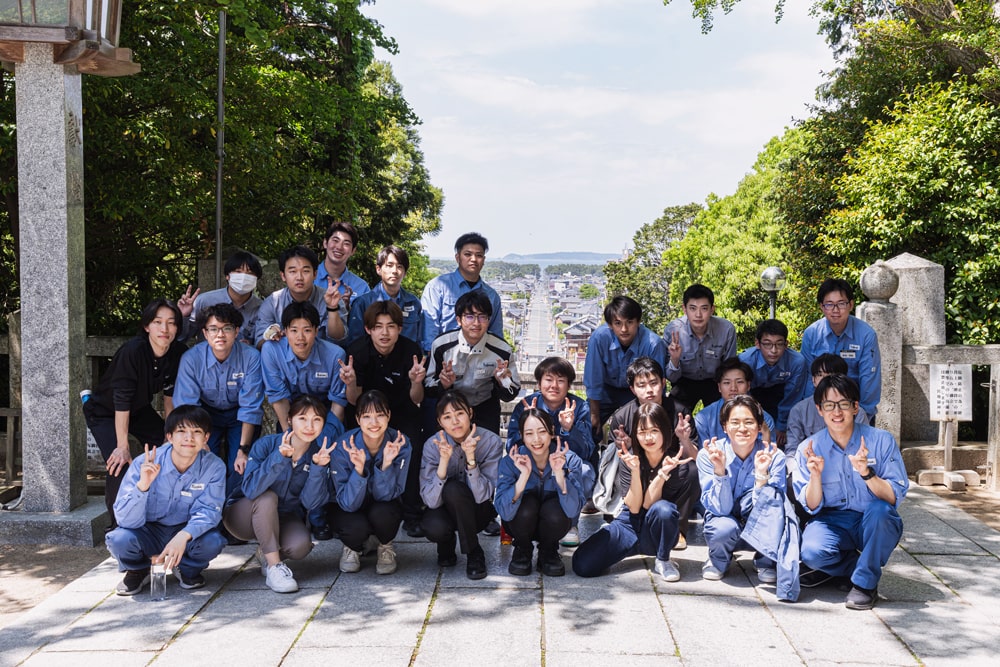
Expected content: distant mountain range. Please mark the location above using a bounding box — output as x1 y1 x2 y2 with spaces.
499 252 619 264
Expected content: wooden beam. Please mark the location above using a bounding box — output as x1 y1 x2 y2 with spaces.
0 25 79 43
0 42 24 63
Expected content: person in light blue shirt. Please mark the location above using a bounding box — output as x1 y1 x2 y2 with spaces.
738 319 807 447
419 232 502 352
786 354 868 458
105 405 227 595
799 278 881 421
694 358 776 445
180 251 263 345
584 295 668 439
314 221 371 330
794 374 907 610
173 303 264 496
346 245 422 346
256 245 346 346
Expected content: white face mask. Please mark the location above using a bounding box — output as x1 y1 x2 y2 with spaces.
228 272 258 295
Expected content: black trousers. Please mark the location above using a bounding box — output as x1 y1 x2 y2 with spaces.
504 494 572 554
332 498 403 551
749 384 784 431
421 479 496 555
669 377 720 417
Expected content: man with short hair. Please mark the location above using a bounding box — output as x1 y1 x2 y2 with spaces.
800 278 881 421
346 245 422 346
693 358 775 445
738 319 806 448
315 220 371 327
794 374 907 610
786 354 868 457
584 295 668 440
182 250 264 345
664 284 737 416
420 232 502 352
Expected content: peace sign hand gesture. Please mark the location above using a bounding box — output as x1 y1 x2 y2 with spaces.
558 398 576 431
704 437 726 477
136 444 160 492
382 430 406 469
612 425 630 450
177 285 200 317
803 441 825 475
549 437 569 473
509 445 533 477
754 441 779 478
408 355 427 384
520 396 538 411
324 277 343 311
848 435 871 477
617 441 640 472
278 430 295 459
660 452 693 477
668 330 682 366
344 435 367 475
439 360 456 388
459 425 480 460
311 437 336 467
338 355 356 386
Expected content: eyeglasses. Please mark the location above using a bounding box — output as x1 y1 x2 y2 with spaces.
820 301 850 312
820 400 854 412
725 419 758 429
205 326 237 336
759 341 787 350
461 313 489 324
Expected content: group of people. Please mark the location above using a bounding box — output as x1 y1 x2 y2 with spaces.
88 224 906 612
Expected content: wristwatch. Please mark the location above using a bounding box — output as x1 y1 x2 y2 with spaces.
860 469 876 480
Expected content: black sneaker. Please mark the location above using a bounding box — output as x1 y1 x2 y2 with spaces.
481 519 501 537
799 565 834 588
312 524 335 541
845 585 878 610
437 540 458 567
537 550 566 577
115 569 150 596
466 546 487 580
404 519 426 539
175 569 206 590
508 545 533 576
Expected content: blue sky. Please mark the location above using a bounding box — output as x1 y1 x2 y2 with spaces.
363 0 836 259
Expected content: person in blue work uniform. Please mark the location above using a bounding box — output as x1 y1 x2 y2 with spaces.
180 251 263 345
106 405 227 595
255 245 346 346
506 356 596 546
794 374 907 610
420 390 503 580
327 390 411 575
584 295 668 441
419 232 502 353
664 284 737 416
173 303 264 497
697 395 785 583
799 278 881 422
223 396 333 594
315 221 371 331
694 358 776 445
84 299 188 528
573 402 697 582
739 319 807 448
497 409 586 577
786 354 868 458
345 245 422 347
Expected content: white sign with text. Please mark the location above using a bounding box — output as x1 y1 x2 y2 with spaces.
929 364 972 421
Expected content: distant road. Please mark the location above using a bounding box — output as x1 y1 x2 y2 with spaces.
518 276 560 374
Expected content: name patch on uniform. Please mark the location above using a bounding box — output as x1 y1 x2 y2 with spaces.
705 349 718 357
190 483 205 490
227 381 238 386
315 372 329 378
778 371 791 379
180 490 192 497
231 372 245 379
840 351 856 359
849 344 861 351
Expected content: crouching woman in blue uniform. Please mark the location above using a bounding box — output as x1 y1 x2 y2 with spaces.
327 390 411 575
497 408 586 577
223 395 332 594
572 402 697 582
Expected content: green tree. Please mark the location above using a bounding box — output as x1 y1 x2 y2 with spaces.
578 284 601 299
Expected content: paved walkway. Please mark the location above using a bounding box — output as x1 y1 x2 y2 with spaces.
2 486 999 667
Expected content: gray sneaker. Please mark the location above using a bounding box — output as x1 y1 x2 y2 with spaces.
340 545 361 573
702 560 724 581
757 567 777 584
654 558 681 582
376 542 397 575
265 561 298 593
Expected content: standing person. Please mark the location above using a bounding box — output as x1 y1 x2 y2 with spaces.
84 299 187 528
738 319 807 448
786 354 868 457
173 303 264 497
497 409 586 577
420 232 502 353
799 278 881 421
794 375 907 610
255 245 346 346
328 391 411 575
181 251 264 345
693 358 775 445
315 221 371 330
573 403 697 582
664 284 737 416
584 295 668 441
697 395 786 584
420 390 503 580
346 245 422 346
425 290 519 434
105 405 227 595
224 396 332 594
342 300 427 537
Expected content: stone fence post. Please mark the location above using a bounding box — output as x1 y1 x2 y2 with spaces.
857 261 901 442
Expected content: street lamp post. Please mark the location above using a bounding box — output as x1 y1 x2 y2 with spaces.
760 266 787 319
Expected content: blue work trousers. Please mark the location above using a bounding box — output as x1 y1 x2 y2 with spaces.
572 501 679 578
703 513 775 574
106 522 226 579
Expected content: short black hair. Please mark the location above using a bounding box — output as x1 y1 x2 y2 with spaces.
363 300 403 330
324 221 359 246
715 357 753 384
436 389 473 419
454 232 488 253
455 290 493 318
813 374 860 406
683 284 714 306
224 251 263 278
278 245 319 272
817 278 854 304
810 353 848 376
376 245 410 271
356 389 391 419
197 302 244 331
519 407 555 438
281 301 321 329
755 319 788 341
603 295 642 324
138 299 182 339
289 395 327 421
626 357 664 386
165 404 212 435
719 395 765 427
534 356 575 383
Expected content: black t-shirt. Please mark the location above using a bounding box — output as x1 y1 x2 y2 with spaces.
89 336 186 416
345 334 423 440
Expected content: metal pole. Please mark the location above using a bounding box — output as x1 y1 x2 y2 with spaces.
768 292 776 319
214 10 227 289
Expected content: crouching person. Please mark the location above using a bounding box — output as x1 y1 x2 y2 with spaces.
106 405 227 595
223 395 333 593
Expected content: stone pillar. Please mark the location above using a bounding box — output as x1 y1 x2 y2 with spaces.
886 253 946 442
857 261 902 442
15 43 88 512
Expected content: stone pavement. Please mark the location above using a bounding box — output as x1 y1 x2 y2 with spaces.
2 485 999 667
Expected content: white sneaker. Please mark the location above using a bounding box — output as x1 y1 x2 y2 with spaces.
265 561 299 593
559 526 580 547
757 567 777 584
376 542 397 575
702 560 724 581
654 558 681 582
340 546 361 573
